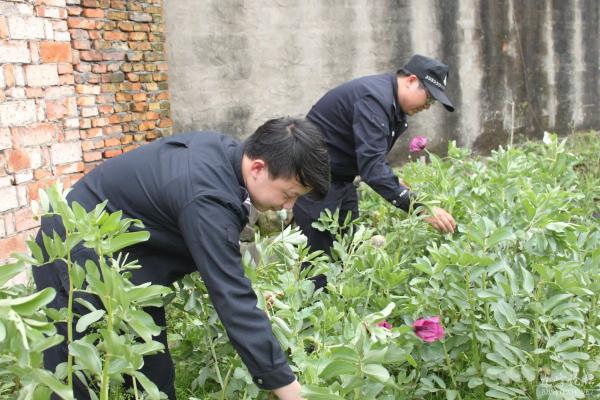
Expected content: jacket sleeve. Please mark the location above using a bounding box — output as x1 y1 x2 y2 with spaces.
178 195 295 390
352 96 417 212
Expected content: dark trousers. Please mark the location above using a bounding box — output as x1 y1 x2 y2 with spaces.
293 180 359 289
32 227 176 399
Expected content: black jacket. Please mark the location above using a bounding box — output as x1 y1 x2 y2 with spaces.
63 132 295 389
308 73 414 211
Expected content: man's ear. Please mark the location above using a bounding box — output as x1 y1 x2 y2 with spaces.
249 159 267 179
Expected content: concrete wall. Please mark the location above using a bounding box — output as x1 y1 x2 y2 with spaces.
164 0 599 159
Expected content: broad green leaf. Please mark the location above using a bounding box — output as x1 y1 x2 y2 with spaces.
543 294 573 314
70 340 102 375
319 359 357 380
32 368 74 400
521 267 535 295
362 363 390 383
487 227 515 248
300 385 344 400
0 288 55 316
493 300 517 326
329 346 359 363
126 309 161 342
27 240 45 264
131 371 161 400
0 262 24 287
105 231 150 254
76 310 106 333
521 365 536 382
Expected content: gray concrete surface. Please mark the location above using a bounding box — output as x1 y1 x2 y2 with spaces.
164 0 599 161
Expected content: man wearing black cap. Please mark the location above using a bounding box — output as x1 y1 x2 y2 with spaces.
293 54 457 288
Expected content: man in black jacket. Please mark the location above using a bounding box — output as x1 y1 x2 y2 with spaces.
33 117 329 400
294 55 457 288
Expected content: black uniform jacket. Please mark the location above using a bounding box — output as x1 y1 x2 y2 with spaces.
307 73 415 211
64 132 295 389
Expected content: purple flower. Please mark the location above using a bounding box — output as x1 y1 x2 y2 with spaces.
409 136 428 153
377 320 392 330
413 316 445 342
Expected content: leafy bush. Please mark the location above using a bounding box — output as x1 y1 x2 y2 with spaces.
170 132 600 399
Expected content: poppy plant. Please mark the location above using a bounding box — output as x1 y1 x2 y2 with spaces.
413 316 445 342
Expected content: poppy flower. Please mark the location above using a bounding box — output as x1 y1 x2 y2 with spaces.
413 316 445 342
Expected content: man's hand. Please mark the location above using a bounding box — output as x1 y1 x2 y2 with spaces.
272 380 304 400
421 206 456 234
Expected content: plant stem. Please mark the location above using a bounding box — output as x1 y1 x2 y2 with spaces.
219 363 235 400
98 247 111 400
442 340 462 400
65 250 74 391
200 301 224 388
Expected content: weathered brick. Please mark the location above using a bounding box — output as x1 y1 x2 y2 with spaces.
2 213 15 236
133 22 150 32
102 51 125 61
25 65 59 87
103 30 127 41
15 208 38 231
103 149 121 158
130 12 152 22
91 117 107 127
55 161 83 175
130 102 146 112
8 16 45 39
57 63 73 74
11 123 55 147
98 105 113 114
126 51 143 62
88 30 101 40
45 86 75 100
6 149 31 172
138 121 155 131
37 0 68 7
0 128 11 150
0 233 28 260
82 7 103 18
25 87 44 98
46 97 77 120
75 84 100 95
128 32 147 41
123 144 138 153
72 39 91 49
35 5 67 19
51 141 82 164
145 111 159 120
0 41 31 63
80 106 98 117
104 125 122 135
126 2 142 11
0 16 8 39
59 74 75 85
0 100 37 127
117 21 133 31
103 137 120 147
83 151 101 162
81 0 99 7
38 41 72 63
67 17 96 30
158 118 172 128
14 170 34 184
106 11 127 20
68 6 83 16
79 50 102 61
110 0 126 10
76 95 95 106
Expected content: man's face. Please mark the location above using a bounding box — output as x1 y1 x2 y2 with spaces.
246 159 310 212
398 75 435 116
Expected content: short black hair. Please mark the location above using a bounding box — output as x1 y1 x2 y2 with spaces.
244 117 330 200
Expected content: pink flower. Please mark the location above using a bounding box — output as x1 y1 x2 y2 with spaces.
409 136 428 153
413 316 445 342
377 320 392 330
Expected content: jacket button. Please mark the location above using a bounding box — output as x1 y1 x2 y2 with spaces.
392 200 397 205
404 123 407 127
257 378 263 385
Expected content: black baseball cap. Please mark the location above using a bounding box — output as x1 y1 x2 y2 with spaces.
401 54 455 112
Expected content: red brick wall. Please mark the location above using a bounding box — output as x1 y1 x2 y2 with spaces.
0 0 171 263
